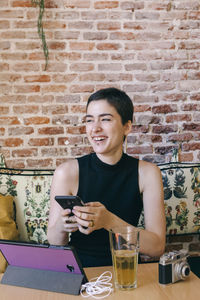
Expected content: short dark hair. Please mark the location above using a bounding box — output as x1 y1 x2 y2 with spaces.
86 87 133 125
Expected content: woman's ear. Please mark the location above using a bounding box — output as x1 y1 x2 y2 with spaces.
124 120 132 136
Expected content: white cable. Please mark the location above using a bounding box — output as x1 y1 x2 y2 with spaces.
80 271 113 299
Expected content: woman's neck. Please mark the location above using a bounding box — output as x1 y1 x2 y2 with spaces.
96 149 123 165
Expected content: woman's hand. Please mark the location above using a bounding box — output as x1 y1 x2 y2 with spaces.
72 202 111 234
61 208 79 233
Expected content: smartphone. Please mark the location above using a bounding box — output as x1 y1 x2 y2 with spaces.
55 195 84 215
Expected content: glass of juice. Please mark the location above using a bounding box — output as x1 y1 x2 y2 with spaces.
109 226 140 290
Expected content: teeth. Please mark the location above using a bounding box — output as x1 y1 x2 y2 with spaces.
93 137 104 141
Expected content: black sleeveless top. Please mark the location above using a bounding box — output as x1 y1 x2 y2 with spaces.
69 152 142 267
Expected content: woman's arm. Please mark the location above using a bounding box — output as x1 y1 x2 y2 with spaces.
138 160 166 256
47 159 79 245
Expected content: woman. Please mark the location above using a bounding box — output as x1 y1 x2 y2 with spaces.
47 87 166 267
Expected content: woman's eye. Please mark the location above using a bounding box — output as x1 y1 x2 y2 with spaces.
102 118 111 122
85 119 93 123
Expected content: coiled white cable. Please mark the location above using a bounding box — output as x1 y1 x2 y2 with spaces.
80 271 113 299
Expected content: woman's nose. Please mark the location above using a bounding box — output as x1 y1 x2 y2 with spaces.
92 120 102 133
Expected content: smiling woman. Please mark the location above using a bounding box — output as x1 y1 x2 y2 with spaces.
47 87 166 267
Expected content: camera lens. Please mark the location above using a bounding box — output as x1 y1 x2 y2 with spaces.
182 265 190 277
176 261 190 280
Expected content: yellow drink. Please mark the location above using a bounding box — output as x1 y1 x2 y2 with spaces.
113 249 138 290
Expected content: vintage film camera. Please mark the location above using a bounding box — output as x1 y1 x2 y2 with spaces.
159 249 190 284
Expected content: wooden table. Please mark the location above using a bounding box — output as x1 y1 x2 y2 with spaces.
0 263 199 300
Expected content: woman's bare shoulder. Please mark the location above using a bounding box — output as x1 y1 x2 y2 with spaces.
54 158 78 179
139 159 161 174
138 160 162 191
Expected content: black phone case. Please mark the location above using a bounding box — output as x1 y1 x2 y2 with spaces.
55 196 84 211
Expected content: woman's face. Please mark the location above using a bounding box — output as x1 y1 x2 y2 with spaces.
85 100 131 163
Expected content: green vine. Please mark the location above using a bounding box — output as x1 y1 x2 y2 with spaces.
31 0 49 70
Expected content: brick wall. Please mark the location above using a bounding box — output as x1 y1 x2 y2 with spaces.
1 0 200 169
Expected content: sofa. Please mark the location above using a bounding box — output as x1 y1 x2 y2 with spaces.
0 152 199 256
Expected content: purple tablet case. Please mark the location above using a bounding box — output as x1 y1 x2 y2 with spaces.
0 240 87 294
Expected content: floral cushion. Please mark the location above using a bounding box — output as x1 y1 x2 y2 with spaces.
0 168 53 244
138 162 200 235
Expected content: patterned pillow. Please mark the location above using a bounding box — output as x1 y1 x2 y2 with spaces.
138 162 200 235
0 168 54 244
0 194 19 272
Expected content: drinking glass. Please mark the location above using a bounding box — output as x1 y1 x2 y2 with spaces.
109 226 140 290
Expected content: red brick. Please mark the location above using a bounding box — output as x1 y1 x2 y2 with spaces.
79 73 105 81
0 117 20 125
182 143 200 151
70 85 94 93
70 105 86 114
110 32 135 40
58 136 83 146
26 158 53 168
0 20 9 29
55 52 81 61
0 106 9 114
70 42 95 50
24 117 50 125
120 1 144 10
71 146 93 157
67 126 86 135
0 128 5 136
68 21 93 30
166 114 192 123
28 95 54 103
54 31 79 40
5 160 25 169
105 73 133 82
155 146 175 155
13 105 39 114
8 127 34 136
41 148 68 157
12 148 38 157
38 127 64 135
179 153 194 162
132 125 149 133
24 75 51 83
70 63 94 72
183 123 200 131
97 22 120 30
96 43 121 50
13 63 40 72
128 146 153 155
0 10 23 18
41 85 67 93
42 105 68 115
167 133 193 143
0 41 10 50
163 93 188 102
12 1 32 7
94 1 118 9
3 138 24 147
0 73 21 82
0 95 26 104
152 104 177 114
134 105 151 112
28 138 54 147
49 42 66 50
152 125 178 134
13 85 40 93
83 32 108 40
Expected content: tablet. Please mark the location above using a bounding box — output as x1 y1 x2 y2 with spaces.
0 239 87 283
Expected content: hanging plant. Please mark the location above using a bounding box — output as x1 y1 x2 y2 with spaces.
31 0 49 70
